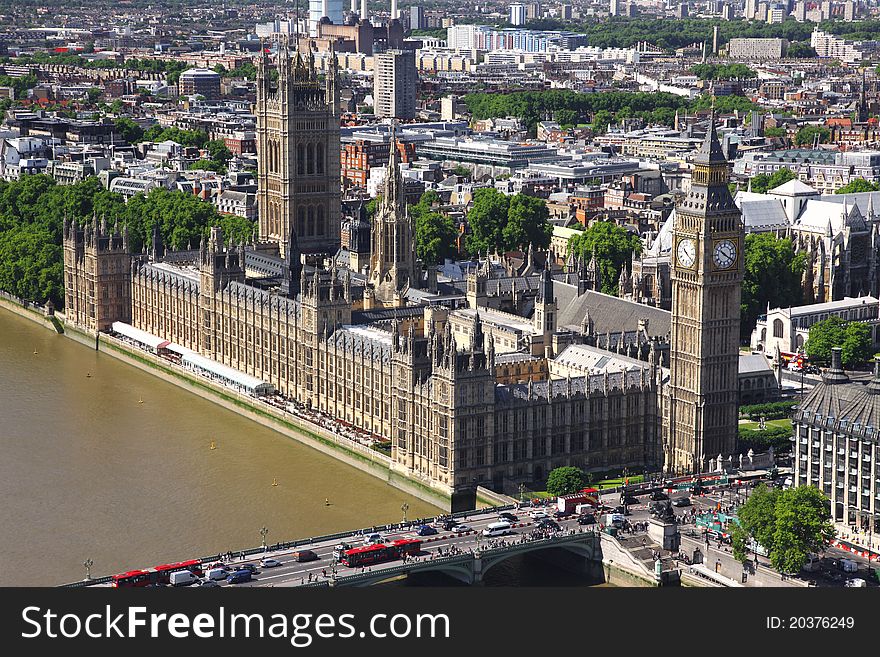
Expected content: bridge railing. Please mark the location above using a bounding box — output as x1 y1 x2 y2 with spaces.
329 554 475 586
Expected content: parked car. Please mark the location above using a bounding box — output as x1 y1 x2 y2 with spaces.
672 497 692 507
260 558 283 568
416 524 438 536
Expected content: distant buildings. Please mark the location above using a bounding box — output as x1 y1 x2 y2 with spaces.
446 25 588 52
178 68 221 101
811 27 878 63
509 3 527 26
373 49 418 121
727 38 788 60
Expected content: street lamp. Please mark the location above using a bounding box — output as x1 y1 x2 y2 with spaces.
83 558 93 581
260 526 269 550
401 502 409 523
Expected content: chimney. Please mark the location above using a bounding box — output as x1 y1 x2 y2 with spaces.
822 347 850 385
391 0 398 21
351 0 358 13
361 0 368 20
322 0 329 19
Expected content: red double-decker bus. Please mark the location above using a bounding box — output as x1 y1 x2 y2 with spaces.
112 559 203 587
341 539 422 568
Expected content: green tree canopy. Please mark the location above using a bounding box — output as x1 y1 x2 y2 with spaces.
794 125 831 147
502 194 551 252
835 178 880 194
805 316 873 367
786 42 817 58
0 176 246 308
732 484 834 574
764 126 786 138
189 159 225 173
566 221 642 296
140 125 208 147
546 466 586 497
741 233 806 337
113 117 144 144
205 139 233 166
750 167 797 194
411 191 457 265
466 188 510 255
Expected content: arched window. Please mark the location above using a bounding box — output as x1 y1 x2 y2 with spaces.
796 334 805 349
316 143 324 175
297 207 305 237
760 328 766 343
297 145 305 175
307 144 315 175
773 318 784 338
317 205 325 235
307 206 315 236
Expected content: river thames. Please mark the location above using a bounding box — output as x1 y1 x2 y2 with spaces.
0 309 441 586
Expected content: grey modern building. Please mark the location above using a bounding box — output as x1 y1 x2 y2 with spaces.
793 348 880 531
373 49 418 121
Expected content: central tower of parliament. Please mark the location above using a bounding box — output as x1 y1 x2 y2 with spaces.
61 42 745 508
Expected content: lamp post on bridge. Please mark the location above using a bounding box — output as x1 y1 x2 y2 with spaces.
260 526 269 551
83 558 93 581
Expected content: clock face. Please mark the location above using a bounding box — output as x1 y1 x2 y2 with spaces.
676 239 696 268
713 239 737 269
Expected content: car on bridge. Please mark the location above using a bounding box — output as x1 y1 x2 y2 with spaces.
529 509 549 520
537 518 561 531
453 524 474 533
650 491 669 501
672 497 692 507
498 512 518 523
226 570 252 584
363 533 384 545
260 558 283 568
235 564 260 575
441 520 460 531
416 525 438 536
577 514 596 525
293 550 318 563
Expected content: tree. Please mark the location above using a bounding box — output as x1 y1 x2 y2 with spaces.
411 191 457 265
466 188 510 255
766 167 797 191
794 125 830 147
205 139 233 166
786 42 817 58
749 173 771 194
189 159 225 173
764 126 786 138
545 466 586 497
806 316 872 367
741 233 806 339
502 194 551 252
113 117 143 144
566 221 642 296
770 486 835 575
835 178 880 194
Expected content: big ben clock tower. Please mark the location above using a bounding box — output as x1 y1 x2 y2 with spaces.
665 112 744 474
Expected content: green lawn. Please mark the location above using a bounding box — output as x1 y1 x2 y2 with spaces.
740 419 791 431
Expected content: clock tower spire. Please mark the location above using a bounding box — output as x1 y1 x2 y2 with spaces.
665 111 744 475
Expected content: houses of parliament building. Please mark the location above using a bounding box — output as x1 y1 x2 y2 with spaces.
61 41 743 507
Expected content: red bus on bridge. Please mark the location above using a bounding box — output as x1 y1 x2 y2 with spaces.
340 539 422 568
112 559 203 587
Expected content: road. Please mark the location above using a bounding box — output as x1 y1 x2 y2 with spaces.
154 508 590 588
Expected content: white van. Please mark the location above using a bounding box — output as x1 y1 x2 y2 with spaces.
206 567 228 581
169 570 199 586
482 521 512 537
